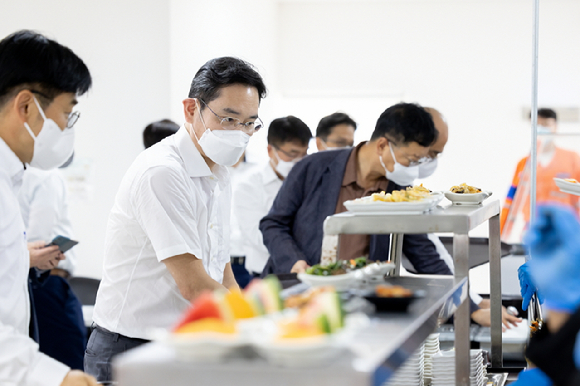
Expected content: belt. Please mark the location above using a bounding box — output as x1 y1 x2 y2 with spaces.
93 324 150 344
231 256 245 265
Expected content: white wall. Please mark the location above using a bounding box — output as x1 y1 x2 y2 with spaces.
1 0 172 278
3 0 579 277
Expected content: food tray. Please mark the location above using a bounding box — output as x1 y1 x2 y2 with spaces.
554 177 580 196
362 289 425 312
444 191 492 205
344 192 443 215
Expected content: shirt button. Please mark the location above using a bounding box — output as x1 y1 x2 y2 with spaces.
209 223 213 229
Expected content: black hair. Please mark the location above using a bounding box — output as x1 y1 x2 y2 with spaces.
315 112 357 140
267 116 312 148
370 103 436 147
188 57 267 108
535 108 557 121
0 30 92 108
143 119 180 148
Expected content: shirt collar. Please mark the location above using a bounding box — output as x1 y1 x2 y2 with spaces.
0 137 25 188
174 126 230 188
341 141 388 192
261 160 282 184
341 142 365 187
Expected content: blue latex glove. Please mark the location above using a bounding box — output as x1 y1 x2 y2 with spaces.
524 204 580 312
510 368 553 386
518 262 543 311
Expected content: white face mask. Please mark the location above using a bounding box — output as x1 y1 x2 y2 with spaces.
379 143 418 186
271 150 300 178
193 105 250 166
23 97 75 170
418 158 438 179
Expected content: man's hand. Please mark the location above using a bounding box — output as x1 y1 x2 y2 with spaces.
290 260 310 274
471 306 522 331
28 241 64 270
60 370 98 386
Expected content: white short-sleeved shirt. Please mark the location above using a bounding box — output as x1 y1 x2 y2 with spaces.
0 138 70 386
232 162 283 274
18 167 77 274
93 127 231 339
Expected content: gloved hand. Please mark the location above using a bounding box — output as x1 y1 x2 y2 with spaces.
510 368 552 386
524 204 580 312
518 262 543 311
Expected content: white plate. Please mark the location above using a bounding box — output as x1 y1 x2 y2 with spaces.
152 329 246 362
554 177 580 196
444 190 492 205
344 192 443 215
297 271 357 290
253 335 344 367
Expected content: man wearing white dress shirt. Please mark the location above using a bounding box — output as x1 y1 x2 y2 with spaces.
233 116 311 277
0 30 96 386
19 164 87 370
86 57 267 382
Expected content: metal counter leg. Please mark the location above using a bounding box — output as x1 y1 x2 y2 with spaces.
388 233 403 277
489 214 503 367
453 234 470 386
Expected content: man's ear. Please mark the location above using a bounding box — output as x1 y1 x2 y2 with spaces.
14 90 36 123
315 137 325 151
182 98 198 123
375 136 388 155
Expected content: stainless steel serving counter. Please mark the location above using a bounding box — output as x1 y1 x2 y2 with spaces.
323 199 503 386
114 276 467 386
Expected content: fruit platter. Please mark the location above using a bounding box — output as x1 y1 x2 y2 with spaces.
153 277 366 366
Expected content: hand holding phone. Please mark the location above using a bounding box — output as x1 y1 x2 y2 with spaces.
46 235 79 253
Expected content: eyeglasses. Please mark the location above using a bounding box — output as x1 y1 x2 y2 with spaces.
389 141 429 167
30 90 80 129
198 99 263 134
275 146 305 162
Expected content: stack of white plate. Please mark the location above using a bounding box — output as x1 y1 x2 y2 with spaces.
384 345 424 386
422 333 440 385
430 349 486 386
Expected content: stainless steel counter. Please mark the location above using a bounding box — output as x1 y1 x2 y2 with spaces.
114 276 467 386
323 199 503 386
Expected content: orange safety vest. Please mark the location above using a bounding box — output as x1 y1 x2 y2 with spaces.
500 146 580 240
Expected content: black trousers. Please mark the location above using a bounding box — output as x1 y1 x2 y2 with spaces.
84 324 149 383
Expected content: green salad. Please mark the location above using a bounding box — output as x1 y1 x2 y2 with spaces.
306 256 371 276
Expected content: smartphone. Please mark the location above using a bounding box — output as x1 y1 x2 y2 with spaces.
46 235 79 253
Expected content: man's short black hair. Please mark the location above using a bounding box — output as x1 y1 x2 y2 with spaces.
316 112 357 140
143 119 180 148
188 57 267 108
0 30 92 108
536 108 558 121
267 116 312 148
370 103 436 147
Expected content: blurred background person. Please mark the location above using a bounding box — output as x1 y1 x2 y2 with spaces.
315 112 356 151
142 119 179 149
501 108 580 245
19 155 86 370
233 116 311 278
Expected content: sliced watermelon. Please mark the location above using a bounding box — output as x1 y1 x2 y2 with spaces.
173 292 223 331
